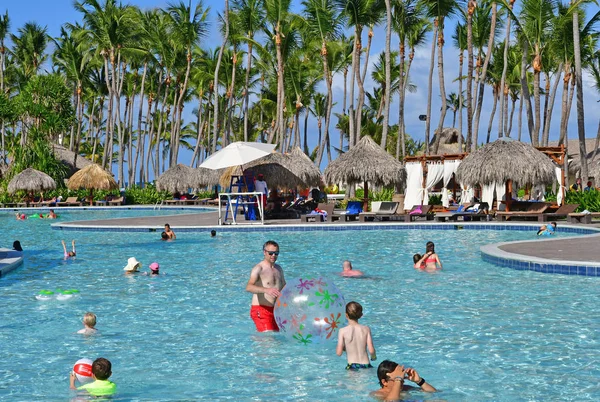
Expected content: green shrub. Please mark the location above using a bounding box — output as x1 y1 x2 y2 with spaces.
428 194 442 205
564 190 600 212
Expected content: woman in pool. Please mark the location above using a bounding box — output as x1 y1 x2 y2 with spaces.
422 242 442 270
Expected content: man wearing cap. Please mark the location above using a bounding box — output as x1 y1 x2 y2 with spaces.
254 174 268 211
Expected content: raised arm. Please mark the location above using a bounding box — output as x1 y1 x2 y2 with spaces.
72 240 76 254
405 368 436 392
62 240 67 254
384 364 407 401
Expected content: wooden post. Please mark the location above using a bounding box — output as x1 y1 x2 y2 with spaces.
505 179 513 212
363 180 369 212
421 158 427 205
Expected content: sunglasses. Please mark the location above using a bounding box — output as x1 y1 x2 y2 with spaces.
264 250 279 256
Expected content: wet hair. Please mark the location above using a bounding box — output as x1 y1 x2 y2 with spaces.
83 312 97 327
413 254 422 264
377 360 399 387
551 222 557 228
263 240 279 250
13 241 23 252
165 223 171 229
346 301 363 320
343 260 352 269
161 231 169 240
211 230 217 237
426 241 435 253
68 251 76 257
91 358 112 380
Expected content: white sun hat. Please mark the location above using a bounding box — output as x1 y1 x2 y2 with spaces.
123 257 141 272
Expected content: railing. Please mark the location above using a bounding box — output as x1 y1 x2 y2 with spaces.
218 191 264 225
153 200 163 210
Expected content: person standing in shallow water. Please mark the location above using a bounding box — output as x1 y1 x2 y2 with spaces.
245 240 286 332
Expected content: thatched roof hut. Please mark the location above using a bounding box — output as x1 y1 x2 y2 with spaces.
430 127 465 146
156 164 200 193
8 168 56 194
456 138 555 187
67 163 118 205
52 144 93 176
196 167 222 188
323 135 406 211
218 148 321 190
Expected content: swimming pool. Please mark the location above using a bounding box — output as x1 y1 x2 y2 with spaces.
2 213 599 401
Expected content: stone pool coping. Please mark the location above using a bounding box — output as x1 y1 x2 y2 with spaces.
0 248 24 278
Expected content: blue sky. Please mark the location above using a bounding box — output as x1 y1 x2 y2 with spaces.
4 0 600 179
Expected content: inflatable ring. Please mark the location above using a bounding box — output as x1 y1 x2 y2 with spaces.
56 289 80 301
35 290 55 301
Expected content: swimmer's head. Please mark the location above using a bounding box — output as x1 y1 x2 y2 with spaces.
83 312 97 327
426 241 435 253
164 223 171 230
210 230 216 237
377 360 399 387
342 260 352 271
13 240 23 251
91 358 112 380
413 254 422 264
551 221 557 229
346 301 363 320
161 231 169 240
68 251 76 257
149 262 160 274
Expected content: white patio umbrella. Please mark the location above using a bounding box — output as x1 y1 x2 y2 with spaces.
199 142 276 170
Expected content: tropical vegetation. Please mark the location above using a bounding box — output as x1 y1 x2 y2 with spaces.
0 0 598 191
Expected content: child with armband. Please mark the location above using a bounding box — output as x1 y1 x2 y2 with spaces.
336 301 377 370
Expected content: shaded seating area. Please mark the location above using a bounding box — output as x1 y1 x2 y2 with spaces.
56 197 82 207
333 201 363 221
301 203 335 223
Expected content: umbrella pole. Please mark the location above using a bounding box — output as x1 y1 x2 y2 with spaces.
89 189 94 206
363 181 369 212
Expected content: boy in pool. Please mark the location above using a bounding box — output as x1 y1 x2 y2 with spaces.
164 223 176 239
62 240 76 259
371 360 436 400
336 301 376 370
77 312 98 335
70 357 116 397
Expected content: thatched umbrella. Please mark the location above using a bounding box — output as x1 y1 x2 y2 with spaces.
8 168 56 196
156 164 199 194
455 137 555 211
323 135 406 211
196 167 223 188
67 163 118 205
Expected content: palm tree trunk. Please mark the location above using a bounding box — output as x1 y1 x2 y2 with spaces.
532 66 541 146
341 66 348 151
317 42 334 166
433 16 450 154
472 2 496 150
507 96 516 136
348 31 358 148
572 7 588 181
424 23 437 154
486 87 498 143
243 41 253 142
517 89 523 141
458 51 464 152
466 0 476 151
361 27 373 84
498 9 511 137
303 109 309 154
381 0 392 150
519 39 534 141
559 68 570 145
396 41 406 160
542 66 562 146
213 0 229 152
135 62 147 185
191 89 205 167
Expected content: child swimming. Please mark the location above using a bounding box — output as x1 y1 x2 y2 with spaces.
77 312 98 335
336 301 376 370
62 240 76 259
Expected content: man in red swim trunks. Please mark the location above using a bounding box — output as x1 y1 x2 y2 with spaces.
246 240 286 332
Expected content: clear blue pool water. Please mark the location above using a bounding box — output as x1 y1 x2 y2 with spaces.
1 212 599 401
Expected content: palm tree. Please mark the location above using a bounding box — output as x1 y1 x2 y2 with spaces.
10 22 48 83
497 0 513 138
422 0 458 154
452 21 466 150
232 0 264 142
303 0 343 163
445 92 464 128
167 1 210 167
381 0 392 149
0 10 10 163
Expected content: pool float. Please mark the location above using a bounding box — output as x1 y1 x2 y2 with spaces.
29 214 44 219
35 289 80 301
56 289 80 301
35 290 55 301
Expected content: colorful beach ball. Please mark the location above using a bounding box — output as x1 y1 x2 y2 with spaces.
73 358 94 384
274 277 345 345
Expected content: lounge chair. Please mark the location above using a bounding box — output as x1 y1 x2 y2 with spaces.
302 203 335 223
495 202 550 222
404 205 434 222
541 204 579 222
359 201 399 222
56 197 82 207
446 202 490 222
108 196 124 206
567 212 591 224
332 201 363 222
